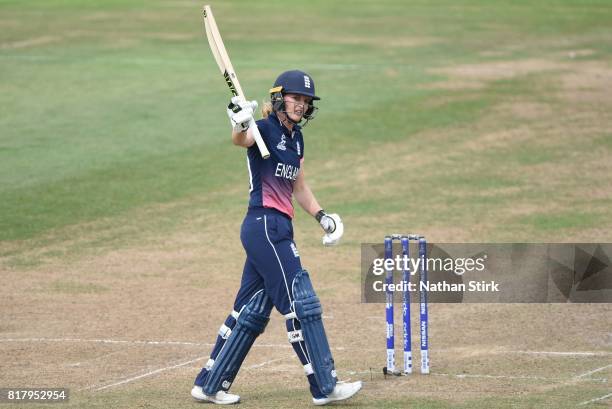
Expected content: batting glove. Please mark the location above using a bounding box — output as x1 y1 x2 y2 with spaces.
316 210 344 246
227 96 258 133
316 210 336 233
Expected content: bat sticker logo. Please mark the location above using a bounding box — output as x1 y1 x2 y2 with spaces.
224 71 238 96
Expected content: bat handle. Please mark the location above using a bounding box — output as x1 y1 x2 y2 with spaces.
249 118 270 159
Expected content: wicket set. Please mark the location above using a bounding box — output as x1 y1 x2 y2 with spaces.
384 234 430 375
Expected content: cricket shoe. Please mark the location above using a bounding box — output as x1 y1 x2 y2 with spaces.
312 380 363 406
191 386 240 405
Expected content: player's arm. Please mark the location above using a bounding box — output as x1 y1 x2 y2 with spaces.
227 97 257 148
232 128 255 148
295 166 344 246
294 166 323 217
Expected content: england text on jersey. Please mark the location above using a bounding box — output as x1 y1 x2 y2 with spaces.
275 163 299 181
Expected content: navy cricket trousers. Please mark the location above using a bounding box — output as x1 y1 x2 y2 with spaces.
194 207 326 398
234 207 302 314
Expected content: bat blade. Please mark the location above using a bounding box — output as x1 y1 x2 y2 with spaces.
202 5 270 159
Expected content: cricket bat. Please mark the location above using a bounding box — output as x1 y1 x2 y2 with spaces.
202 5 270 159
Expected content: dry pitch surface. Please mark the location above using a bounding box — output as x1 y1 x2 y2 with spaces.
1 214 611 408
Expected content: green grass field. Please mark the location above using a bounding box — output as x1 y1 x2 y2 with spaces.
1 1 611 408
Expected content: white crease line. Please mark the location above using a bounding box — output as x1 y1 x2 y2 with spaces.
65 349 125 368
0 337 347 351
506 350 612 357
578 392 612 406
326 348 612 356
0 337 213 347
245 356 290 370
0 337 291 349
90 355 209 391
0 339 602 356
443 373 559 381
89 354 293 391
228 366 607 383
251 343 293 349
431 373 605 383
574 364 612 379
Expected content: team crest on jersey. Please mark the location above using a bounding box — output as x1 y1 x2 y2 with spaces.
277 134 287 151
290 242 300 258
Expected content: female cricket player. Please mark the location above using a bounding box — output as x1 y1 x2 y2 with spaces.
191 70 362 405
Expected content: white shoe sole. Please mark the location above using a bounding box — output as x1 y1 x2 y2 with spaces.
312 381 363 406
191 386 240 405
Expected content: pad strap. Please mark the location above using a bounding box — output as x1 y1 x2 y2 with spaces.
205 358 215 370
218 324 232 339
217 311 240 339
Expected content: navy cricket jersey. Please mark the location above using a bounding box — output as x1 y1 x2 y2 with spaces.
246 111 304 219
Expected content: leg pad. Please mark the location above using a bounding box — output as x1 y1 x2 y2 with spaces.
202 291 271 394
289 270 337 395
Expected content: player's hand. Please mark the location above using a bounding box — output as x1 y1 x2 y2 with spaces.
318 212 337 234
316 210 344 246
227 97 258 133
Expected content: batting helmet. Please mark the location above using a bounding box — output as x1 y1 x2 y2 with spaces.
270 70 320 101
269 70 319 124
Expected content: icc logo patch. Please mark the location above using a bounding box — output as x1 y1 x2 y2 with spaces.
277 134 287 151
